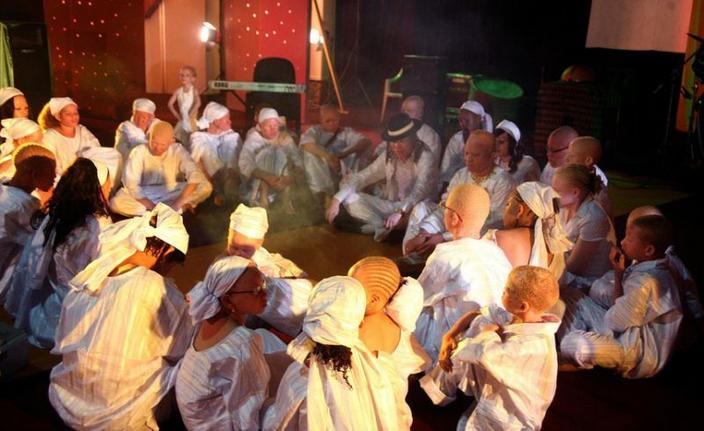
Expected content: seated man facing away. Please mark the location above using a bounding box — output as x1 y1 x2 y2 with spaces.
300 104 372 202
414 184 512 362
326 113 437 241
190 101 243 206
402 130 515 264
539 125 578 186
565 135 611 217
110 121 212 216
560 214 682 379
421 266 561 431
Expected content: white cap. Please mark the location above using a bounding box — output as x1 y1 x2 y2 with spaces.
229 204 269 239
0 118 40 145
257 107 283 125
79 146 122 187
460 100 485 116
0 87 23 107
196 102 230 129
48 97 77 119
132 98 156 114
496 119 521 143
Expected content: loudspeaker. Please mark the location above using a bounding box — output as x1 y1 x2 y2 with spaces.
400 55 446 128
2 21 52 116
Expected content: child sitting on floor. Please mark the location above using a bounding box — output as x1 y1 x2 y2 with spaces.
420 266 561 431
565 136 611 217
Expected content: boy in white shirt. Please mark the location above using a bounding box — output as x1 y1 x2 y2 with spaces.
420 266 561 430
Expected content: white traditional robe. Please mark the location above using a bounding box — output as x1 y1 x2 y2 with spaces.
239 131 303 205
421 305 560 431
333 146 436 234
114 120 148 162
49 266 193 430
560 259 682 379
110 143 212 216
300 125 371 195
175 326 271 431
539 163 557 186
497 155 541 185
414 237 512 362
402 165 516 254
0 183 39 302
44 125 100 174
189 130 242 177
439 130 468 184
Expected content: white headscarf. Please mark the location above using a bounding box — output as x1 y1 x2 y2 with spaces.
187 255 251 324
229 203 269 239
132 98 156 114
385 277 424 332
0 87 23 107
196 101 229 130
517 182 573 278
257 107 283 125
0 118 40 148
460 100 493 132
48 97 77 119
80 146 122 187
70 203 189 293
496 119 521 143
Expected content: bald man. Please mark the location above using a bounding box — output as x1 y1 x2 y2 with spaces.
110 121 212 216
540 126 578 186
402 130 516 262
414 184 512 362
565 136 611 216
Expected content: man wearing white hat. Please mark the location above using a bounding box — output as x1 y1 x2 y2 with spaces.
49 203 193 430
189 101 243 205
114 98 157 163
440 100 493 185
227 203 312 336
110 121 212 216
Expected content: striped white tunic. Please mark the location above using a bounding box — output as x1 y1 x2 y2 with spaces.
175 326 270 431
0 183 38 302
49 266 193 430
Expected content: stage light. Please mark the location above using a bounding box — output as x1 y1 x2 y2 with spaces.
199 22 218 43
309 28 322 46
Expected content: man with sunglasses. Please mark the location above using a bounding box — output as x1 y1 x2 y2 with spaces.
539 126 578 186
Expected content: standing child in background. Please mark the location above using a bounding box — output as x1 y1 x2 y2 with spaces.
168 65 201 147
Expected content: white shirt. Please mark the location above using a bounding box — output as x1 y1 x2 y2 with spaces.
540 163 557 186
239 131 302 202
440 130 467 183
561 196 615 279
415 237 512 361
0 183 39 301
176 326 270 431
49 266 193 430
122 143 206 200
300 125 369 174
114 120 148 162
335 145 437 213
665 246 703 320
452 305 560 430
189 129 242 177
44 125 100 174
497 155 541 184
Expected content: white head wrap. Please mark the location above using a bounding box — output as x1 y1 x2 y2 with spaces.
70 203 189 293
0 118 40 148
460 100 493 132
257 108 282 125
196 101 230 130
0 87 23 107
187 255 252 324
48 97 77 119
132 98 156 114
385 277 424 332
229 204 269 239
516 182 573 278
496 119 521 143
79 146 121 187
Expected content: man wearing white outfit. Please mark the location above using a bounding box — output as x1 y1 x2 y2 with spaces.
440 100 493 184
110 121 212 216
114 98 157 162
539 125 578 186
190 101 243 205
414 184 512 362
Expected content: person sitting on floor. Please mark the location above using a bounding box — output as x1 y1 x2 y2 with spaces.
539 125 578 186
486 182 572 280
559 215 682 379
176 255 271 431
351 256 430 430
0 118 43 179
190 101 243 206
494 119 541 184
300 103 372 203
0 144 56 302
565 135 611 217
552 164 615 290
402 130 515 263
262 275 399 430
114 98 157 163
440 100 493 185
49 203 193 430
110 121 212 216
414 184 512 362
326 112 437 241
0 86 29 121
226 204 312 337
421 266 561 431
5 157 113 349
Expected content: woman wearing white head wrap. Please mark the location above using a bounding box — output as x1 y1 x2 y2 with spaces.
48 203 193 431
494 119 541 184
38 97 101 175
176 255 272 431
263 276 399 431
0 87 28 119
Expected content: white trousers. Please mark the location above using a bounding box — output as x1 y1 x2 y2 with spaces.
343 192 397 233
110 182 212 216
402 201 444 254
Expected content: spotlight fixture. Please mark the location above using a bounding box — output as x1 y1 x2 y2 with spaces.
309 28 323 46
199 22 218 44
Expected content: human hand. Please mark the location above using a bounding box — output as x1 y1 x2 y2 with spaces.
404 231 430 254
384 211 403 229
326 153 341 172
326 198 341 224
609 247 626 273
438 334 458 372
417 233 444 255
